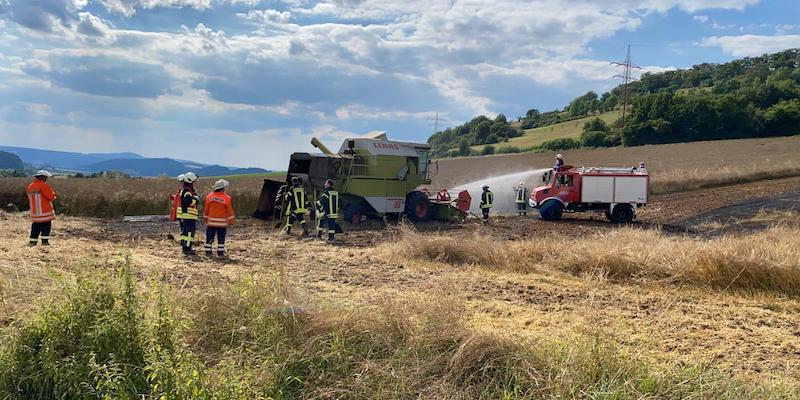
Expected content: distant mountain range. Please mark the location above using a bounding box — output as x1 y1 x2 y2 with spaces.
0 146 268 177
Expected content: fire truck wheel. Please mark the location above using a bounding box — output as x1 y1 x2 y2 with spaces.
405 191 432 222
539 200 563 221
611 204 634 223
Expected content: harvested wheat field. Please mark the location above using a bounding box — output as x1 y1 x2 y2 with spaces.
1 171 800 398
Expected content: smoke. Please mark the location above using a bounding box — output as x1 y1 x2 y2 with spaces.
453 168 552 215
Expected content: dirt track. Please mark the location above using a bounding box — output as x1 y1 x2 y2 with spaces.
2 176 800 385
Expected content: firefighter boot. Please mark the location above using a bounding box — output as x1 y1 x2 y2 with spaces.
284 225 292 235
328 232 335 241
301 222 309 236
316 229 323 239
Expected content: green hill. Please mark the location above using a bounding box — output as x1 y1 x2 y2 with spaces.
473 110 618 151
432 48 800 158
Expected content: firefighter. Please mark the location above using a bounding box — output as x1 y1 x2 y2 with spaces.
178 172 200 256
284 176 310 236
554 154 564 171
480 184 493 225
26 170 56 246
316 179 339 241
170 174 185 233
204 179 235 257
513 181 527 216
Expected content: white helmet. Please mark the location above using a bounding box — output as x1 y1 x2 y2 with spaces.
556 154 563 159
212 179 229 190
35 170 53 177
183 172 198 183
519 181 525 186
481 184 490 189
177 174 185 182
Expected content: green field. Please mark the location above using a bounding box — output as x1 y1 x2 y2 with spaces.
474 110 619 151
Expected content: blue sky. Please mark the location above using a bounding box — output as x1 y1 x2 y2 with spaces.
1 0 798 169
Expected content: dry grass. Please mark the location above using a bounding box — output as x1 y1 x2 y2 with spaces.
3 262 794 399
434 136 800 192
384 224 800 297
0 173 283 218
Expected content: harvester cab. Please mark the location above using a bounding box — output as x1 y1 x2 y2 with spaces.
254 131 469 225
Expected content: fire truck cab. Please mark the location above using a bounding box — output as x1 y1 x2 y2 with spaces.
529 165 649 223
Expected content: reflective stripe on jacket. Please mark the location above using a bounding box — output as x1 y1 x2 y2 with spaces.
27 180 56 222
290 186 308 214
317 190 339 219
515 187 526 204
204 191 235 227
481 191 493 209
178 188 199 220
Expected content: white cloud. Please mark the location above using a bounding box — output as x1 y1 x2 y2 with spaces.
693 15 709 23
701 34 800 56
238 9 292 24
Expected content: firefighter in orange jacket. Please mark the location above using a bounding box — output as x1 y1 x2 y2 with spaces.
170 174 185 234
27 170 56 246
178 172 200 256
204 179 235 257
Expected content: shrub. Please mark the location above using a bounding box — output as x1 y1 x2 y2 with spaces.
535 137 581 152
481 145 496 155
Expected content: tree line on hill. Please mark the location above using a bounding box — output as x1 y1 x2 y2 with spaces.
428 48 800 158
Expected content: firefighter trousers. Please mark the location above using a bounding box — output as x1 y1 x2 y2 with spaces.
516 202 527 215
285 212 308 235
180 219 197 253
205 227 227 255
317 217 336 240
481 208 490 224
29 221 52 245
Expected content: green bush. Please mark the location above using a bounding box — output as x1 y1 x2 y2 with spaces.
535 137 581 151
0 259 148 398
481 145 496 155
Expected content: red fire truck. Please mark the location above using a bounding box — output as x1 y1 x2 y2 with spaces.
529 165 649 223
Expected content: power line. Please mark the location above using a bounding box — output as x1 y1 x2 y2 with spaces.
426 112 447 133
611 44 641 129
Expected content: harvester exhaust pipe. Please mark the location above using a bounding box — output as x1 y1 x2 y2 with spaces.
311 137 335 155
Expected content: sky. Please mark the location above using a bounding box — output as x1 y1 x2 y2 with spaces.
0 0 799 169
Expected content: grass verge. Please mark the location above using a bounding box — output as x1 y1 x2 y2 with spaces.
1 258 796 399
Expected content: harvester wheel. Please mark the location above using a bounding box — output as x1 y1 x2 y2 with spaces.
539 200 563 221
405 191 431 222
344 204 363 225
610 204 634 224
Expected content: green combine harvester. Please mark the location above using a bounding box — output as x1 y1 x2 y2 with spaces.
254 131 471 225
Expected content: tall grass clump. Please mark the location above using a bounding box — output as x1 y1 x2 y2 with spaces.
1 259 796 399
0 258 148 398
385 225 800 297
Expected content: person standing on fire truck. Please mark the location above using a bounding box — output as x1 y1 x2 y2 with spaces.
554 154 564 171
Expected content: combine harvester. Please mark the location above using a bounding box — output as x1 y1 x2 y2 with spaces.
529 165 649 223
254 131 471 225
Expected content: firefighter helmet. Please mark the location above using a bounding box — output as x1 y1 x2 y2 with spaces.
324 179 334 189
34 170 53 178
212 179 230 190
183 172 198 183
556 154 563 159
